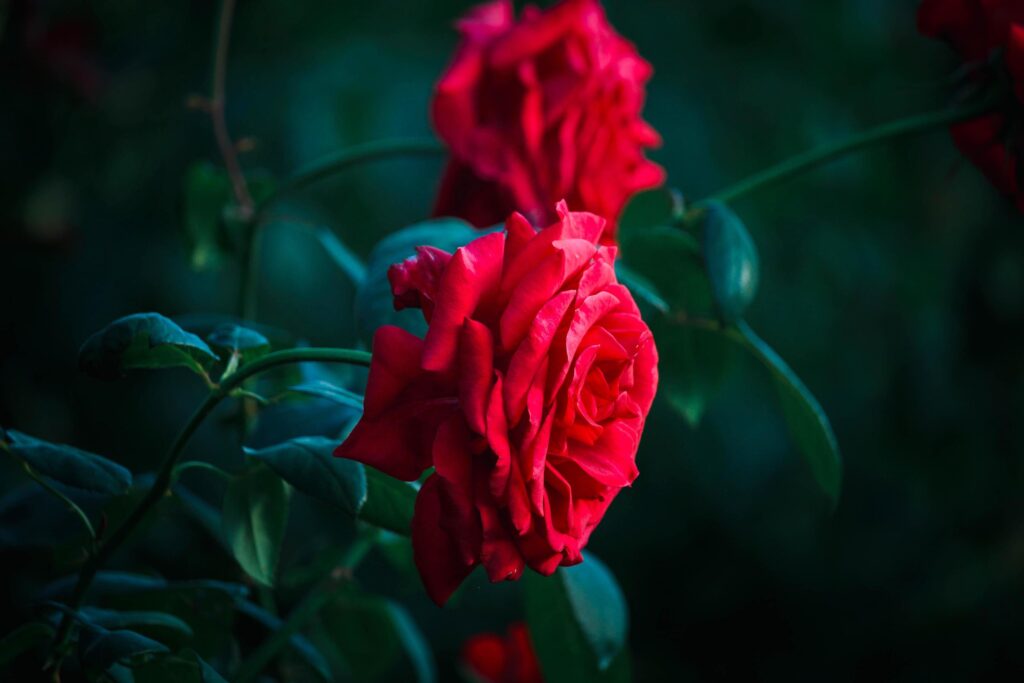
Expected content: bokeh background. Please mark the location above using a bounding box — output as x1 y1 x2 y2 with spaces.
3 0 1024 680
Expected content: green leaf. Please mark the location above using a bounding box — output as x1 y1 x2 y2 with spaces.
0 621 54 669
123 650 228 683
355 218 482 344
319 594 436 683
618 212 741 427
79 313 218 380
168 579 250 599
78 608 194 642
384 601 435 683
38 571 248 603
4 430 131 496
288 380 364 411
194 652 229 683
617 188 676 237
183 161 232 271
222 464 291 587
525 552 630 681
233 599 332 681
78 624 169 671
317 226 367 286
734 322 842 505
560 554 628 670
651 317 738 427
245 436 367 516
205 323 270 362
360 467 417 536
619 225 707 314
699 201 760 323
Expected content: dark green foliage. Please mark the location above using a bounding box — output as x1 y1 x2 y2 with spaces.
360 468 417 536
126 651 229 683
78 313 218 380
525 553 630 682
287 380 364 411
699 201 760 323
77 624 170 671
246 436 367 516
318 594 436 683
0 622 54 669
317 227 367 286
205 323 271 362
222 464 291 587
78 607 195 643
3 430 132 497
38 572 249 604
733 322 842 505
233 599 333 680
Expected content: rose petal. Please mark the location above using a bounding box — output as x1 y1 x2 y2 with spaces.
389 246 453 322
335 326 455 481
477 500 525 583
459 319 495 434
413 475 478 606
423 232 506 372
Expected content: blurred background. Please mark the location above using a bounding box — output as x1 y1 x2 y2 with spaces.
2 0 1023 680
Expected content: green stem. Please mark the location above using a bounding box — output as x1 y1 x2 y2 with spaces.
694 96 1002 208
49 347 372 655
19 462 97 544
261 138 446 210
232 531 377 683
237 221 262 321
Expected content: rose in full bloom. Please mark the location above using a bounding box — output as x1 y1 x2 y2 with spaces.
461 623 543 683
335 202 658 605
918 0 1024 209
431 0 665 244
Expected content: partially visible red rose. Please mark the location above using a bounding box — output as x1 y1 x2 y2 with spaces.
461 623 543 683
918 0 1024 210
336 202 658 605
431 0 664 244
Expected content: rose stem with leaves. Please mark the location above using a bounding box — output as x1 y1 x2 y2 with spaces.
683 91 1004 219
47 348 372 665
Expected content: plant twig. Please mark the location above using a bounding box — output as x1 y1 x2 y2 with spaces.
210 0 253 221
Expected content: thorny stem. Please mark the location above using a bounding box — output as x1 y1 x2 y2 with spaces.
47 348 372 669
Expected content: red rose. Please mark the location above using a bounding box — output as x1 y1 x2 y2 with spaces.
461 623 544 683
918 0 1024 209
431 0 665 244
335 202 658 605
